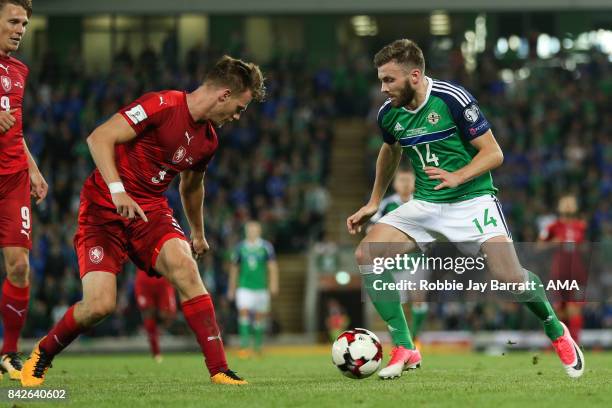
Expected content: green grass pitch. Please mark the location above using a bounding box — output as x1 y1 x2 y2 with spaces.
2 349 610 407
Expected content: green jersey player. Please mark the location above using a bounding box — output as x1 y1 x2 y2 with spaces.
228 221 279 356
347 39 583 379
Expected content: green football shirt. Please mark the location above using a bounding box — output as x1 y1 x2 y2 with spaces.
377 77 497 203
232 238 276 290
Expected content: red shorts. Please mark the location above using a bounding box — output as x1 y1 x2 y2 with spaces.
134 269 177 314
0 169 31 249
73 196 187 279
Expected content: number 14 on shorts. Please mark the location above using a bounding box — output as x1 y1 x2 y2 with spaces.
472 208 497 234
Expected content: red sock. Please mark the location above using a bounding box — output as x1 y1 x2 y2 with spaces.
0 280 30 354
40 305 82 356
143 317 160 357
182 294 228 376
568 314 583 344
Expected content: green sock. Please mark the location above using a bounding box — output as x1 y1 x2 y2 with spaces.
361 266 415 349
410 303 428 339
511 270 564 340
253 320 265 352
238 317 251 349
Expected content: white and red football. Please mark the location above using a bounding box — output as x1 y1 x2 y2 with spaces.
331 328 383 379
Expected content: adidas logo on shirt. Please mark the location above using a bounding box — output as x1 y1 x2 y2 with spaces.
394 122 404 132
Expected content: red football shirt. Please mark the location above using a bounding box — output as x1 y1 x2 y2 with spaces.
541 219 587 244
82 90 218 210
541 219 589 293
0 55 29 175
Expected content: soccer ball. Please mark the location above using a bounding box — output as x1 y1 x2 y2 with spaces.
331 328 383 379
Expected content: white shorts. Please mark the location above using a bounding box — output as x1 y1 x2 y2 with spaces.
378 195 511 255
236 288 270 313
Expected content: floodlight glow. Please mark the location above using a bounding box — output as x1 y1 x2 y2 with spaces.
335 271 351 286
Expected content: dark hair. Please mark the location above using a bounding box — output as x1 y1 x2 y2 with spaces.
374 39 425 73
205 55 266 102
0 0 32 18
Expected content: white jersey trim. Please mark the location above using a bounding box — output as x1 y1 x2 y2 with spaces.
377 98 392 118
432 81 471 107
433 81 471 103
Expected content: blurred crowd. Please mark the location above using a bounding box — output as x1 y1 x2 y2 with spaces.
13 41 339 337
1 33 610 338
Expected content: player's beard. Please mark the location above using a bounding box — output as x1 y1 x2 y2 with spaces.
392 82 416 108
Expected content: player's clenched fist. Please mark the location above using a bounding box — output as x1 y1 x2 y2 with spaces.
191 235 210 260
346 202 379 235
110 191 148 222
0 109 17 133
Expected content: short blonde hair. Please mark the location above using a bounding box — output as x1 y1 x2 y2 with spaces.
205 55 266 102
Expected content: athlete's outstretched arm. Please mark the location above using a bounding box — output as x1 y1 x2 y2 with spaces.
179 169 209 257
347 142 402 234
370 142 403 205
86 114 147 221
425 130 503 190
23 139 47 204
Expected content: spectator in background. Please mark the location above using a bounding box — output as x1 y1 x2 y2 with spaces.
15 31 610 339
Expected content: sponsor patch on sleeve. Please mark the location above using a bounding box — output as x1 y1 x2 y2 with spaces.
469 121 489 136
125 104 148 124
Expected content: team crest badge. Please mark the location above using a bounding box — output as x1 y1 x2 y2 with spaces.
89 246 104 264
1 76 11 92
172 146 187 164
427 111 440 125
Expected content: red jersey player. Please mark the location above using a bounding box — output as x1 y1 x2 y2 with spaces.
539 194 588 342
21 55 265 386
134 268 177 362
0 0 47 381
